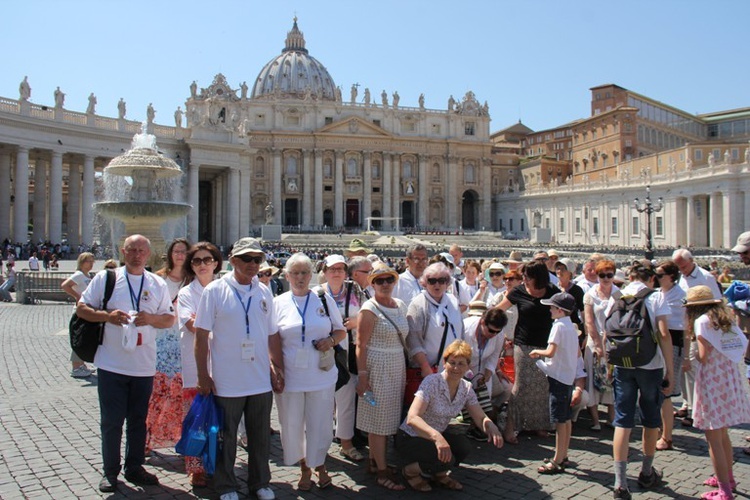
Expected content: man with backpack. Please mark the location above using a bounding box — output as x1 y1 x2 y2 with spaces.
605 263 674 499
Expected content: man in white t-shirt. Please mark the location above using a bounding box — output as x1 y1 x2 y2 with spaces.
194 237 283 500
77 235 174 493
394 243 429 307
28 252 39 271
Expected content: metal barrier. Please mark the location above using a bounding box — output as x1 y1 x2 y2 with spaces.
15 271 74 304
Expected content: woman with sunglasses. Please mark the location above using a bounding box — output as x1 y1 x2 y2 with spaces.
257 262 283 296
355 262 408 490
407 263 465 380
582 259 620 430
314 255 366 463
495 260 558 443
653 260 687 451
176 242 223 487
146 238 190 455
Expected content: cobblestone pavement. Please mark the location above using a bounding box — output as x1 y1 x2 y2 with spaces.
1 302 749 499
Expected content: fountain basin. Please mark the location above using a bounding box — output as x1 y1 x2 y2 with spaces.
105 148 183 179
95 201 191 220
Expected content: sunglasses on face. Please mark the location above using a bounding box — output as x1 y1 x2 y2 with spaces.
426 277 450 285
257 271 272 278
655 273 666 278
489 272 504 278
372 276 396 285
236 254 263 264
598 272 614 279
191 256 215 266
485 324 502 336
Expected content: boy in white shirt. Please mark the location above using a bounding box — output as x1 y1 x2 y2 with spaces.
530 292 581 474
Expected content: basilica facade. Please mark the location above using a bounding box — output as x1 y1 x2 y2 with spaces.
0 19 494 249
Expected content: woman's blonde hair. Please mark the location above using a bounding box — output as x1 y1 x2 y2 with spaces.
685 302 735 340
442 339 472 363
76 252 95 271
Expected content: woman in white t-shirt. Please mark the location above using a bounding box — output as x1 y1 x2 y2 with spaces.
177 242 222 487
61 252 96 378
274 253 346 491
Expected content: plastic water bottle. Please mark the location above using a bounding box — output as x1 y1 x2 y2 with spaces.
363 391 377 406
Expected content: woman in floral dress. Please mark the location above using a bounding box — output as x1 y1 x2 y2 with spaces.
145 238 189 453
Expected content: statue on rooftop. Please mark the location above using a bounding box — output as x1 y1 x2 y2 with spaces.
54 87 65 108
117 98 126 119
86 93 97 114
147 103 156 123
19 76 31 101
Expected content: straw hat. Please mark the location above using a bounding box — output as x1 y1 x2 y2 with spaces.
345 238 371 255
683 285 723 307
502 251 523 264
467 300 488 317
367 261 399 285
258 262 279 276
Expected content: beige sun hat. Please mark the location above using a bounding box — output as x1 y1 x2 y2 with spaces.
258 261 279 276
683 285 723 307
367 261 399 285
502 250 523 264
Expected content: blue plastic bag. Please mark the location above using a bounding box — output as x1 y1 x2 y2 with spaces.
175 393 222 474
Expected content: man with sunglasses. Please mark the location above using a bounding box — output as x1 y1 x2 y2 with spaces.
194 237 283 500
394 244 429 307
732 231 750 266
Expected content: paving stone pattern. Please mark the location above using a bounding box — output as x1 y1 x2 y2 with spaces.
1 303 749 499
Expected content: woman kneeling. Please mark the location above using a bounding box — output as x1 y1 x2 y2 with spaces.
396 339 503 491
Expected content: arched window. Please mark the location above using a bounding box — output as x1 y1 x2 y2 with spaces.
255 156 265 177
286 156 298 176
372 161 381 179
432 162 440 181
402 160 412 178
347 158 358 177
323 160 333 179
464 162 476 183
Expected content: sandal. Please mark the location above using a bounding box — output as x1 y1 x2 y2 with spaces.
656 438 673 451
538 459 564 474
674 408 689 419
703 475 737 491
298 466 314 491
433 472 463 491
339 446 365 462
376 469 405 491
403 465 432 492
544 456 570 467
315 466 332 489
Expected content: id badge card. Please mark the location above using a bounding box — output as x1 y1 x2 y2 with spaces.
294 348 309 369
241 340 256 362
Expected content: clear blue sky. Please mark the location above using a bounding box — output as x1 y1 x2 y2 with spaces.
2 0 747 133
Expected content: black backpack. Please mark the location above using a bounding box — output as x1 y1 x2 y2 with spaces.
69 269 116 362
604 288 657 367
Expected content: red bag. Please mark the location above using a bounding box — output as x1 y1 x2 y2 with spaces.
404 366 437 408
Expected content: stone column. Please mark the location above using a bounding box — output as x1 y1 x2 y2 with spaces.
482 160 492 230
33 158 47 243
418 155 428 227
709 192 723 248
382 153 392 228
672 197 687 248
446 155 458 229
49 151 63 244
188 162 200 242
272 149 282 225
302 149 313 229
214 176 224 244
723 188 742 250
391 155 400 230
686 195 699 248
334 151 344 228
66 162 81 247
0 152 11 240
228 168 240 244
239 161 251 237
314 150 323 228
363 151 372 230
81 155 95 246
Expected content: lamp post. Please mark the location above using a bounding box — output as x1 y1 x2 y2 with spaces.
633 185 663 261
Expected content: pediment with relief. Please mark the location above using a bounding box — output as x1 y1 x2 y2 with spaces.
317 117 392 137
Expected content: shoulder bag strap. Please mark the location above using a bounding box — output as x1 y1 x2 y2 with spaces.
370 301 408 355
102 269 116 310
437 312 450 365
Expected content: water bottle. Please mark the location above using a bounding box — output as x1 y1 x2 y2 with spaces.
363 390 377 406
207 425 219 463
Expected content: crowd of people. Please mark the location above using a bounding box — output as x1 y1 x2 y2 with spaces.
41 231 750 499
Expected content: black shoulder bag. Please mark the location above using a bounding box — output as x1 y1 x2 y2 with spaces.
317 288 351 391
69 269 116 362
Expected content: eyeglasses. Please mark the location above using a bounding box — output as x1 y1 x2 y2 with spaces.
257 271 272 278
505 277 520 282
104 265 117 269
489 272 504 277
327 266 347 273
426 277 450 285
598 272 615 279
191 256 215 266
372 276 396 285
485 325 502 336
654 273 666 278
236 254 263 264
535 257 549 262
409 257 429 263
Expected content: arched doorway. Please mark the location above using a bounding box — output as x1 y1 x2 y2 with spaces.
284 199 299 226
371 210 381 229
323 209 333 229
345 199 360 227
402 201 415 228
461 190 478 230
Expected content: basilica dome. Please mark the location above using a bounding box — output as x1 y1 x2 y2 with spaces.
251 18 338 101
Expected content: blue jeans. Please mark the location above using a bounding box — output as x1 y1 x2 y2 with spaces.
612 367 664 429
0 276 15 301
98 369 153 478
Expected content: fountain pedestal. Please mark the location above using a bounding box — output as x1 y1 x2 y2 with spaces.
261 225 283 242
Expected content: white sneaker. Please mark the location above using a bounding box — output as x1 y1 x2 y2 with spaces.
219 492 239 500
255 486 275 500
71 366 92 378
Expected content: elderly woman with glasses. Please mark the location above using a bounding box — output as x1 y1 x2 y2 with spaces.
274 253 346 491
176 241 222 487
582 259 621 430
61 252 97 378
407 263 465 381
355 262 408 490
396 340 503 492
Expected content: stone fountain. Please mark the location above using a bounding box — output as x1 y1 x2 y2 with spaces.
96 123 191 268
